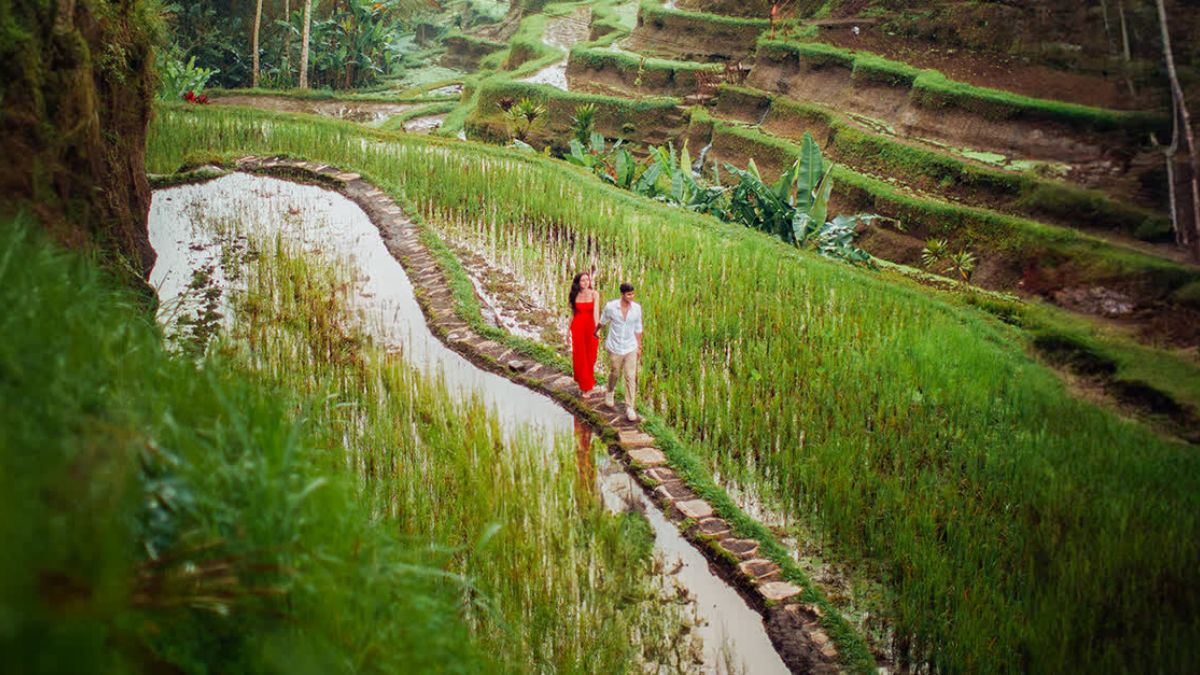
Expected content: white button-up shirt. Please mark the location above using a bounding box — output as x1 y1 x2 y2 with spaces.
599 299 643 356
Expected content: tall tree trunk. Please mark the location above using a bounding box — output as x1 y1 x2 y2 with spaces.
283 0 291 82
1156 0 1200 260
252 0 263 87
299 0 313 89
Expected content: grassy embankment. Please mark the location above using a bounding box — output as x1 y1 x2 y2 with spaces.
440 0 627 135
558 46 1172 240
566 45 722 97
0 203 689 670
754 39 1166 133
712 84 1171 240
687 108 1197 294
148 104 1200 673
633 0 770 59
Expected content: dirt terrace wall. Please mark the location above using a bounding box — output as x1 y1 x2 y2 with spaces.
688 114 1199 332
625 2 768 62
468 82 686 151
872 0 1200 76
675 0 776 18
711 88 1171 240
748 47 1152 166
0 0 158 281
566 49 722 99
441 35 507 70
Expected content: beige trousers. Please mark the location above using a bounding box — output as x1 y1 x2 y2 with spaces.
607 349 638 409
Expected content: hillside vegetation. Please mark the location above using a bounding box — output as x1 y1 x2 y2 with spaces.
0 216 683 672
148 105 1200 672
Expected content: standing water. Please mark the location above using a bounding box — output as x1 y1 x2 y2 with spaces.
148 172 788 674
518 7 592 92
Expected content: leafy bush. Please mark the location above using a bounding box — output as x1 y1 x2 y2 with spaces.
725 133 876 266
157 50 218 101
922 238 978 282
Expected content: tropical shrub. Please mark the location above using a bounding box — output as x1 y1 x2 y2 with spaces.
725 133 877 266
922 238 978 282
566 133 662 195
505 98 546 142
157 50 218 101
571 103 597 145
647 142 727 217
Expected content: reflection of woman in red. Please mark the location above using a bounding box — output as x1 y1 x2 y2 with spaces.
569 272 600 393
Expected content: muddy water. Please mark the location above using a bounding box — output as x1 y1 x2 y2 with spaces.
518 6 591 91
148 172 788 675
404 114 447 133
211 94 418 127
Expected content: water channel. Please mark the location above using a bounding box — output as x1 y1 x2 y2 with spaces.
148 172 788 674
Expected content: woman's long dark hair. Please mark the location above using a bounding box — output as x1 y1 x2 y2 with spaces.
568 272 589 310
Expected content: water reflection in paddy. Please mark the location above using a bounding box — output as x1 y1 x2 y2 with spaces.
148 172 787 674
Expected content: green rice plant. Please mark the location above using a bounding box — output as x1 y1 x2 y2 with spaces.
0 219 480 673
146 106 1200 672
222 228 693 672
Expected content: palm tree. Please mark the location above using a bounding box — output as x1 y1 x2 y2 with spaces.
299 0 313 89
252 0 263 87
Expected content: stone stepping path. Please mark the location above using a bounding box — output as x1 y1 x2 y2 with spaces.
233 156 846 673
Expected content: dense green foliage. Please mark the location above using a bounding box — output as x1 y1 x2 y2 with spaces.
147 106 1200 673
164 0 439 90
0 203 684 671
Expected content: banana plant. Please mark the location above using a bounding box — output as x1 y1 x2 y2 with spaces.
725 132 877 266
566 133 662 196
649 141 727 217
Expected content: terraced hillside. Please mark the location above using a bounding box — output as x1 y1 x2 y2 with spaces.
447 0 1200 669
7 0 1200 673
461 1 1200 393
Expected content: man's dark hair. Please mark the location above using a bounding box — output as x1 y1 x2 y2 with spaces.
620 282 635 294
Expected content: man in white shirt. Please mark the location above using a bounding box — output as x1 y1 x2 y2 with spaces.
595 282 644 422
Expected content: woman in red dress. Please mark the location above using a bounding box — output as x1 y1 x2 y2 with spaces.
569 272 600 393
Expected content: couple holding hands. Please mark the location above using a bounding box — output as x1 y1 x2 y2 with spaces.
568 272 643 422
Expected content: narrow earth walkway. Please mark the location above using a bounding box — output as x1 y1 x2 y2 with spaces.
210 94 419 126
232 156 848 673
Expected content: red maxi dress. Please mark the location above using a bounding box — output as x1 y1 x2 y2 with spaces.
571 300 599 392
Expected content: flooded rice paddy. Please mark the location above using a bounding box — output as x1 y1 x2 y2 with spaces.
211 94 420 127
148 172 788 674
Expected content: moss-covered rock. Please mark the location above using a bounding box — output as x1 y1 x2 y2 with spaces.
0 0 159 281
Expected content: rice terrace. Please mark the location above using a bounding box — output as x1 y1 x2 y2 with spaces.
3 0 1199 672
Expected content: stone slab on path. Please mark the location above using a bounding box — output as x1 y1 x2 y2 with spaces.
627 447 667 467
675 499 715 520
